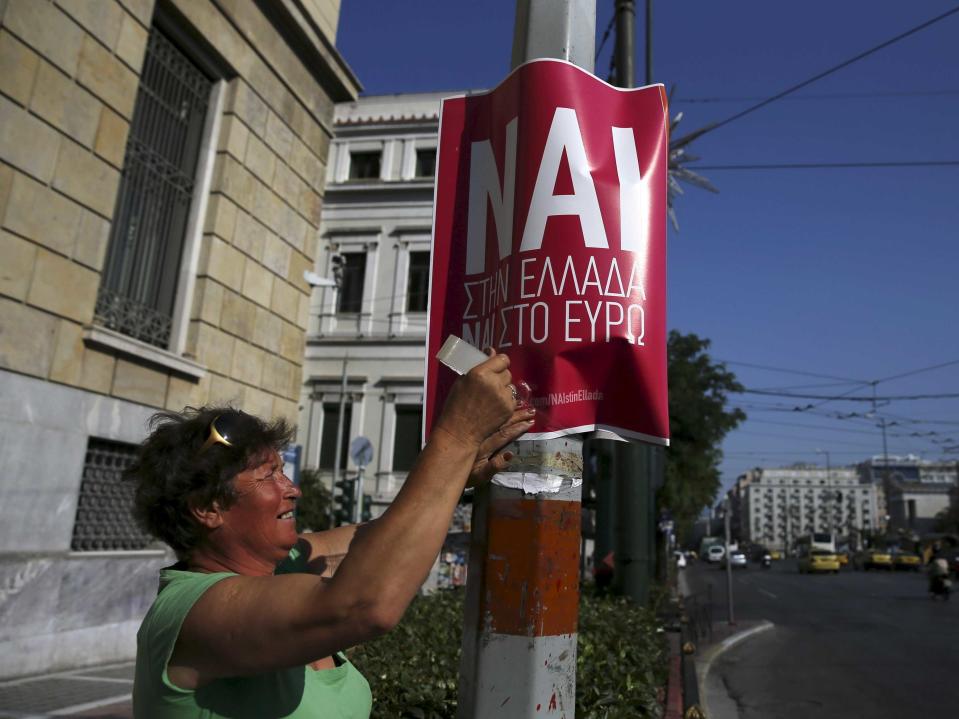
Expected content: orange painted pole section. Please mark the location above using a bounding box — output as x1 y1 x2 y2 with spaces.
457 437 583 718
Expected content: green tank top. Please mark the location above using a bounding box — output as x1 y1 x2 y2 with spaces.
133 549 372 718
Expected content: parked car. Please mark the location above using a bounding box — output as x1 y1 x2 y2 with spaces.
721 550 748 569
836 550 850 567
769 549 784 561
799 550 840 574
892 550 922 571
854 548 893 571
706 545 726 564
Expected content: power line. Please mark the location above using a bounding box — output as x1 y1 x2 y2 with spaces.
718 359 863 383
704 6 959 134
687 160 959 170
742 389 959 401
873 358 959 384
675 89 959 103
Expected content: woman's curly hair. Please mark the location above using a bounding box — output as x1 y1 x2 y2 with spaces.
126 406 295 558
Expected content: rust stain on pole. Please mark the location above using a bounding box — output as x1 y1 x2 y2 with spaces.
482 498 581 636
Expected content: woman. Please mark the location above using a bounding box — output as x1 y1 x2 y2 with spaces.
129 351 532 717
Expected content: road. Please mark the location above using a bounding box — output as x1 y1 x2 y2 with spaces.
685 559 959 719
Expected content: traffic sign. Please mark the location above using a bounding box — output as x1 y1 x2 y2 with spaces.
350 436 374 468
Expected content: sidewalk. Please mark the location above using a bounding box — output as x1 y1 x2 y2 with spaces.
678 568 774 719
0 663 133 718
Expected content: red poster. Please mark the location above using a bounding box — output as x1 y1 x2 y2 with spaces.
425 59 669 445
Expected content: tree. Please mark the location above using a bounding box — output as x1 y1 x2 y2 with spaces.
659 330 746 538
295 468 332 533
934 502 959 535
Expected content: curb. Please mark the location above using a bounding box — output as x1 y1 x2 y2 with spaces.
695 621 774 718
664 632 684 719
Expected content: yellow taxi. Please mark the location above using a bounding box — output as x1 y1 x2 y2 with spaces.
893 551 922 571
769 550 783 560
798 550 841 574
836 551 850 567
856 548 893 571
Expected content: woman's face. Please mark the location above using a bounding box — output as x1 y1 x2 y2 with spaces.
220 448 302 564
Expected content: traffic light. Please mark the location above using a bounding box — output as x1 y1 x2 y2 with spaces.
333 477 356 526
361 494 373 523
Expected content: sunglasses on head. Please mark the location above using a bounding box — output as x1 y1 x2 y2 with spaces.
199 412 246 453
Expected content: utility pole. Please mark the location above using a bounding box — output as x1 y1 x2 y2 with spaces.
724 497 735 625
644 0 653 85
457 3 593 717
608 0 660 603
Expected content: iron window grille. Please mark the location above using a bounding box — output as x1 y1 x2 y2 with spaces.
406 250 430 313
72 438 153 551
95 26 213 349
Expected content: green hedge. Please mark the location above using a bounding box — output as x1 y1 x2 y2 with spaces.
347 588 667 718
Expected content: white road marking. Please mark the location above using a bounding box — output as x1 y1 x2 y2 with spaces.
48 693 132 716
758 587 778 599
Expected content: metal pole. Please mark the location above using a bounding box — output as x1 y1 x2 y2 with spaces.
330 356 348 527
354 464 364 524
645 0 653 86
614 0 635 87
458 5 593 717
724 498 735 625
612 0 660 603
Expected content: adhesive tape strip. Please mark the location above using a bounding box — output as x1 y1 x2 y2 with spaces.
436 335 488 375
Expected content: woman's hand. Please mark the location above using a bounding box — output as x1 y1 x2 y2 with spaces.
466 406 536 488
434 350 515 449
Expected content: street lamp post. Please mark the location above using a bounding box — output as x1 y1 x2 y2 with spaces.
817 449 832 536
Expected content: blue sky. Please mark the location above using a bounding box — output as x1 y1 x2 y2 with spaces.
336 1 959 490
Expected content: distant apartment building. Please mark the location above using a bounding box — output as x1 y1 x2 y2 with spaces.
857 455 958 534
0 0 358 678
736 465 879 553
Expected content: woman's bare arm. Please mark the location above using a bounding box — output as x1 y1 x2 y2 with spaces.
167 352 525 685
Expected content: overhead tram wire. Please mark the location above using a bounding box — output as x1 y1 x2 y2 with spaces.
742 389 959 401
700 5 959 135
687 160 959 171
674 89 959 103
717 359 864 383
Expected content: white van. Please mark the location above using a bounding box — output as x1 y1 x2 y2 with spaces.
707 545 726 564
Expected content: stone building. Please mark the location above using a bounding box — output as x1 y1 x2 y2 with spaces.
299 91 453 506
737 465 880 554
0 0 358 678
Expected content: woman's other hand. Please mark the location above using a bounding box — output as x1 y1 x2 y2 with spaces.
434 349 515 449
466 406 536 488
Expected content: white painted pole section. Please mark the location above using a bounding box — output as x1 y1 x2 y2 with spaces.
457 4 595 717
